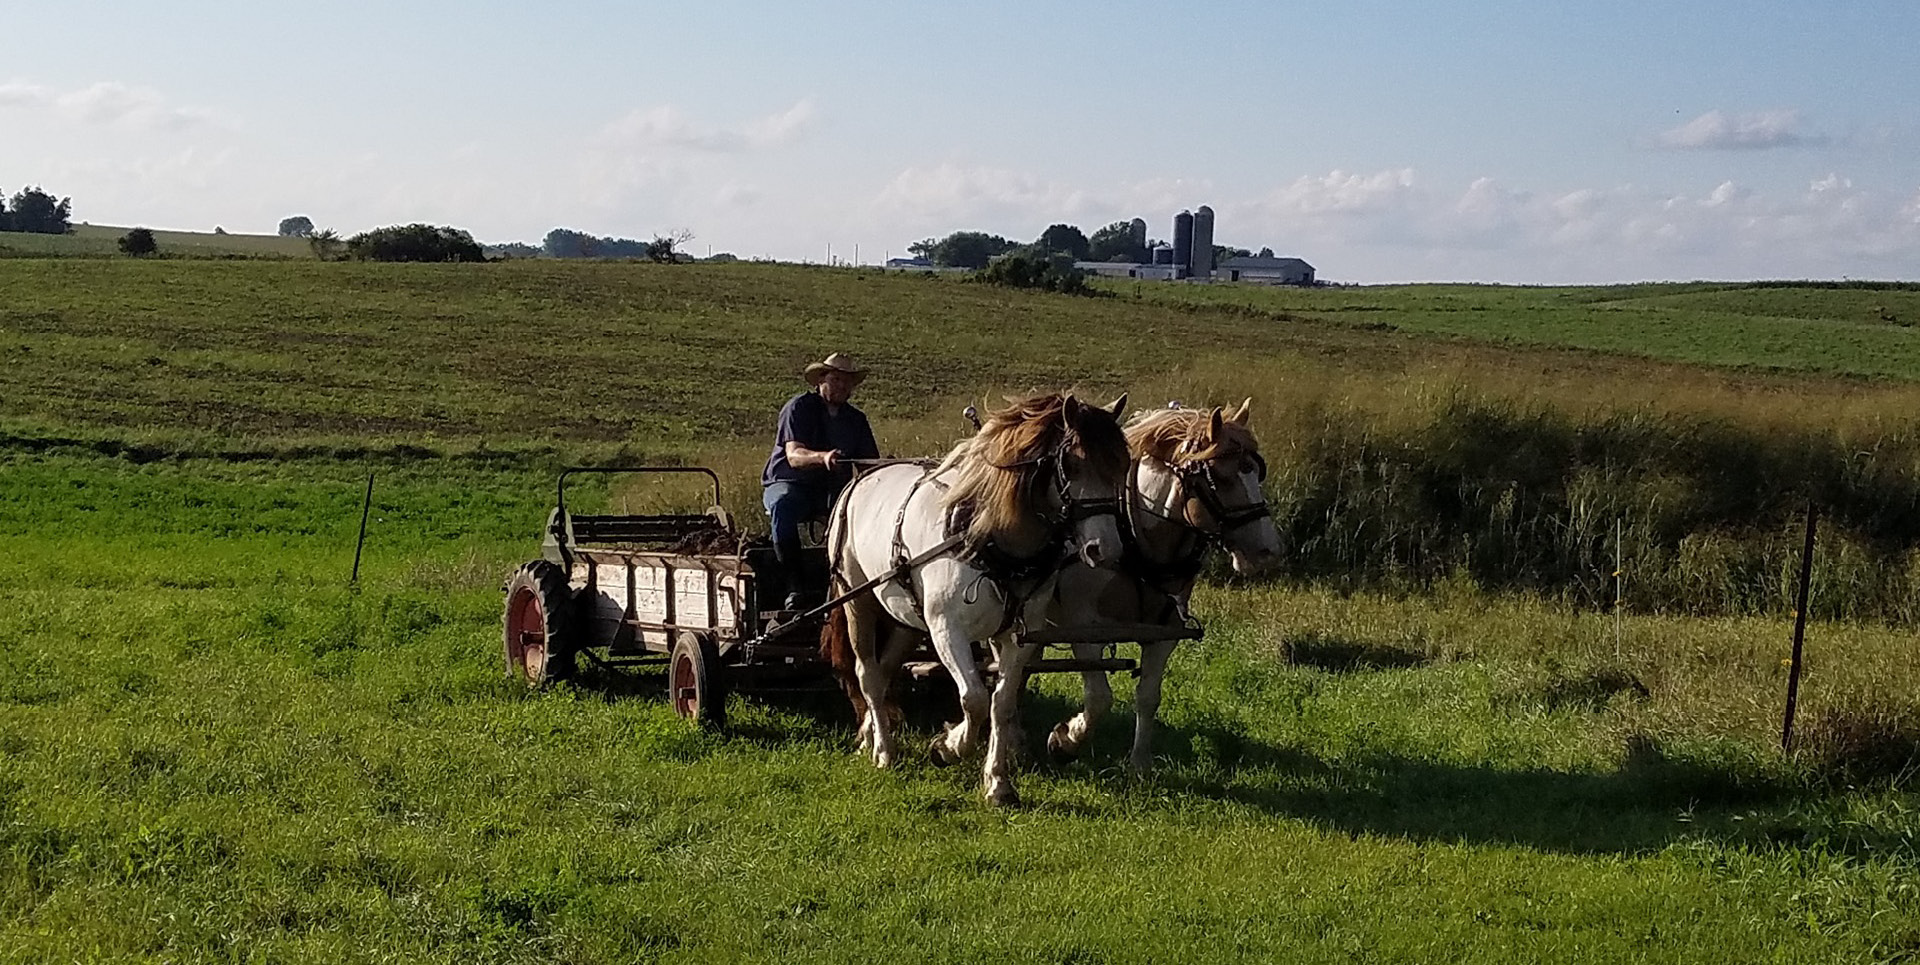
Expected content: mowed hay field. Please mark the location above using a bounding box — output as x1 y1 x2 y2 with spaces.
4 259 1920 962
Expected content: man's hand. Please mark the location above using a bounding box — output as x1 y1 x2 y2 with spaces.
821 449 843 472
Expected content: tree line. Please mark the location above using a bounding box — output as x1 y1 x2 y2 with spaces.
0 187 73 234
906 221 1261 270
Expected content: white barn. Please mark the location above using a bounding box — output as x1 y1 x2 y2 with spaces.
1216 256 1315 286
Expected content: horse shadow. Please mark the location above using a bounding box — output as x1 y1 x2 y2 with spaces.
566 661 1868 864
1011 690 1845 860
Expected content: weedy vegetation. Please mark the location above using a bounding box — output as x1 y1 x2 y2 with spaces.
3 259 1918 962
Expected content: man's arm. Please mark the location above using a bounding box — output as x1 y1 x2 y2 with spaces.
784 440 841 471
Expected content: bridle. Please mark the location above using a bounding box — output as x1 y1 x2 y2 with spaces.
1006 435 1123 533
1172 448 1271 536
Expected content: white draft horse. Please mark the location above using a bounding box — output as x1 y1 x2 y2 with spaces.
823 392 1130 806
1043 400 1283 771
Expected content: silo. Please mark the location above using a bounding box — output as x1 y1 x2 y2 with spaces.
1129 217 1148 250
1150 244 1174 265
1171 210 1193 279
1191 205 1215 280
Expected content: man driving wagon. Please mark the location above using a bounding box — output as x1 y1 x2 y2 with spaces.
761 352 879 611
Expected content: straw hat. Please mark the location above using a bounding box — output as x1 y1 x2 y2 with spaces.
804 352 868 386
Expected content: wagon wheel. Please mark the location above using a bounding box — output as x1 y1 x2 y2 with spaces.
503 560 576 686
668 631 727 728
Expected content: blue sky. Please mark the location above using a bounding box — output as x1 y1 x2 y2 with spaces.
6 0 1918 283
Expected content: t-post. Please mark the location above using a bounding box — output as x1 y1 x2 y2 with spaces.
351 472 375 585
1780 501 1818 751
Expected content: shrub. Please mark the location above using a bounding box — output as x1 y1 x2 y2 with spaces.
117 227 158 257
977 250 1093 295
344 224 485 263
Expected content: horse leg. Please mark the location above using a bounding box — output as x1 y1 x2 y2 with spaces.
1128 641 1175 774
983 635 1040 806
928 621 990 767
1047 641 1112 763
846 593 899 768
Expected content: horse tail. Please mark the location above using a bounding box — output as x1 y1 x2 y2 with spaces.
819 594 868 723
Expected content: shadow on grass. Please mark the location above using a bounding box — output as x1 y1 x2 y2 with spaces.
1011 691 1858 860
1279 631 1430 672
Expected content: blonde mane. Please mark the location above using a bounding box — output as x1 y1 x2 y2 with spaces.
938 393 1129 545
1125 406 1258 466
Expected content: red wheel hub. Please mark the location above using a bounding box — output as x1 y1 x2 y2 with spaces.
507 588 548 681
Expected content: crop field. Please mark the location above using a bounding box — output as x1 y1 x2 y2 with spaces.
0 225 312 261
4 259 1919 962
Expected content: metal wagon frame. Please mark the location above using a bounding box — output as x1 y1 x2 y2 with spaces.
501 464 1205 727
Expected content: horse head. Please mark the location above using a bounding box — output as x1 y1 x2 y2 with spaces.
943 391 1130 570
1054 392 1130 569
1129 397 1282 575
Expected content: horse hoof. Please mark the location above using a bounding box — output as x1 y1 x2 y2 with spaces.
986 784 1021 808
1046 724 1079 764
928 735 957 767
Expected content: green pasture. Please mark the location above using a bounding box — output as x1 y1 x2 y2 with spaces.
4 259 1919 961
1116 278 1920 381
0 225 311 260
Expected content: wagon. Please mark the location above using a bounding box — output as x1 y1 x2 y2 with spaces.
501 464 1208 726
500 466 831 726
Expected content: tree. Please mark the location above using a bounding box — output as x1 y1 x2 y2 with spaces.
906 237 938 261
344 223 485 262
117 227 157 256
926 231 1018 269
6 187 72 234
1213 244 1251 264
0 193 9 232
278 216 315 238
646 228 695 264
1035 223 1090 262
543 227 654 258
1258 246 1275 258
978 250 1094 295
1087 220 1148 263
308 229 342 261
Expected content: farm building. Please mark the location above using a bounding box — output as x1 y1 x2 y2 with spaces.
1216 255 1315 286
1073 261 1180 281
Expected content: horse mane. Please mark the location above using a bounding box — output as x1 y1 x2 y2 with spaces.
1125 406 1258 466
938 393 1128 545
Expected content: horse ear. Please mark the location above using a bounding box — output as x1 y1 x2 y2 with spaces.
1106 393 1127 420
1208 407 1225 441
1231 397 1252 426
1061 393 1081 423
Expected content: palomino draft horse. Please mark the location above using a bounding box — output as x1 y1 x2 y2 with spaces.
1044 399 1282 771
823 392 1130 806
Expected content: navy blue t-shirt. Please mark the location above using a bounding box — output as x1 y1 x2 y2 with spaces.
762 391 879 488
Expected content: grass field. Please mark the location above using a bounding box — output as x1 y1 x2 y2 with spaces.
4 259 1919 962
0 225 312 260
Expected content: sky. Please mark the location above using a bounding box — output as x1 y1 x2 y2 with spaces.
5 0 1919 284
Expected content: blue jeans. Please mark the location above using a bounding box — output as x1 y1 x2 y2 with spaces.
763 481 833 546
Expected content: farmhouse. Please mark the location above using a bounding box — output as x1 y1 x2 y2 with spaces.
1216 255 1316 286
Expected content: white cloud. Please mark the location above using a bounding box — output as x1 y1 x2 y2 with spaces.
1221 166 1920 281
715 182 762 207
1654 109 1823 150
0 80 226 132
1259 168 1417 216
873 163 1101 231
596 98 817 153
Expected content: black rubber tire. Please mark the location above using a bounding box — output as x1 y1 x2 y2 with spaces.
502 560 576 686
668 632 727 728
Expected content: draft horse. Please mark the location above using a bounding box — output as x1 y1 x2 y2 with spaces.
822 392 1130 806
1043 399 1283 771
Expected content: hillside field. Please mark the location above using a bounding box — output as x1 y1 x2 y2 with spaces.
3 259 1919 962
